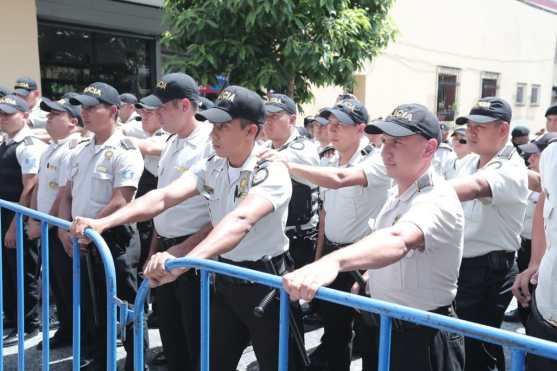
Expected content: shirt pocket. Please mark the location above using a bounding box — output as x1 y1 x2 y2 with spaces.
91 171 114 204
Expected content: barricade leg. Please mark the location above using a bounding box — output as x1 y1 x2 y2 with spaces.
200 270 210 371
16 213 25 371
278 289 290 371
378 315 392 371
72 238 81 371
134 280 150 371
0 208 3 371
40 222 50 371
511 348 525 371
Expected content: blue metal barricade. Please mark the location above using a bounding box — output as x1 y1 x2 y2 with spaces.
0 200 119 371
133 257 557 371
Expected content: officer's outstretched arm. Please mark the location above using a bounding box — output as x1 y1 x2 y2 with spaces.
186 193 274 260
283 222 424 301
71 172 200 237
449 175 492 202
288 162 367 189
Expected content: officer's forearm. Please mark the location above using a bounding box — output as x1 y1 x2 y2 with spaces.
18 175 38 209
58 186 73 221
167 223 213 257
450 175 492 201
30 185 38 211
314 208 326 260
528 170 542 193
529 193 546 268
288 162 363 189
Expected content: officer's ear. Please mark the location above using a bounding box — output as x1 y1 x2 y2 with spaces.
180 98 193 113
423 138 438 158
288 114 296 126
355 123 366 134
498 121 510 138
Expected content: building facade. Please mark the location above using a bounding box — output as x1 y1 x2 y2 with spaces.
303 0 557 131
1 0 163 99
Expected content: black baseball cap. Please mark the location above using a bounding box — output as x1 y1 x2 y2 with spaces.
135 95 160 110
119 93 138 105
195 85 265 125
0 85 13 97
151 73 200 107
519 133 557 154
198 96 215 111
511 125 530 138
0 95 29 114
546 105 557 117
265 93 297 115
322 99 369 125
41 97 81 119
456 97 512 125
70 82 121 107
13 77 38 96
365 103 440 141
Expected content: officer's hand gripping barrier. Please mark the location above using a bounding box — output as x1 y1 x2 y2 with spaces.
0 200 119 371
133 257 557 371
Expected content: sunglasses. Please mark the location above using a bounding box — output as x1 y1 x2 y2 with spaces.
458 139 467 144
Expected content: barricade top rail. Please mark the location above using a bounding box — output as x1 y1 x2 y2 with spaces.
157 257 557 362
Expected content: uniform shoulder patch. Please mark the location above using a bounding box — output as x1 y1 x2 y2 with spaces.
497 145 515 160
288 137 306 151
417 172 434 192
23 136 34 145
360 144 374 157
251 159 270 187
120 138 136 150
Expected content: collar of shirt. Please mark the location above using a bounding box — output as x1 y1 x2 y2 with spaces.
272 129 299 150
393 167 435 203
6 125 33 145
175 123 211 150
89 130 124 154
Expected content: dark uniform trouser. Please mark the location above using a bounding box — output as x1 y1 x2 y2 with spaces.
81 225 148 371
48 228 73 337
455 250 518 371
286 228 317 269
526 293 557 370
155 235 200 371
359 308 465 371
516 238 532 326
318 240 357 371
2 216 40 332
210 254 302 371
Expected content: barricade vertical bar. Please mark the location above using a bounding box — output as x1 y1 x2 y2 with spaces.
200 270 211 371
377 315 392 371
510 348 526 371
16 213 25 371
0 208 3 371
134 280 150 371
72 238 81 371
40 222 50 371
278 289 290 371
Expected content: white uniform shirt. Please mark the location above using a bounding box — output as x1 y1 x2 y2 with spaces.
270 130 320 230
121 116 146 139
29 100 48 129
193 145 292 262
154 124 212 238
139 129 168 177
368 169 464 311
520 191 539 240
5 125 47 174
432 143 456 177
117 111 141 128
455 146 528 258
69 131 144 218
322 138 391 244
37 133 83 213
535 142 557 322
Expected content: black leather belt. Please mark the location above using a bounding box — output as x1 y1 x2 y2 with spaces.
218 253 289 285
158 234 191 251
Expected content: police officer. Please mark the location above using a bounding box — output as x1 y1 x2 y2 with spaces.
0 94 46 345
545 104 557 132
512 133 557 370
13 76 48 129
261 99 392 371
71 85 301 371
28 97 84 349
0 85 12 97
58 82 146 370
117 93 140 127
263 93 320 268
511 126 530 154
432 123 457 176
282 103 465 371
442 127 470 180
450 97 528 371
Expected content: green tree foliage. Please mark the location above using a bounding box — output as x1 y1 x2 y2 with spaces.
162 0 396 103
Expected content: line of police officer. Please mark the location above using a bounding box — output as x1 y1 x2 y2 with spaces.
2 70 557 371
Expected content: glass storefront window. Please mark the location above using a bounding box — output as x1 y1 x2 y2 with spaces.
38 23 156 99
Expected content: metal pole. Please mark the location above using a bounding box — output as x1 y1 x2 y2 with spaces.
40 222 50 371
72 238 81 371
510 348 526 371
378 315 392 371
278 289 290 371
0 208 4 371
16 213 25 371
200 270 211 371
134 280 150 371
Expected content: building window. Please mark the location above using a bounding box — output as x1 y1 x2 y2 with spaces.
38 22 157 99
530 84 541 106
436 67 460 122
480 72 499 98
516 83 527 105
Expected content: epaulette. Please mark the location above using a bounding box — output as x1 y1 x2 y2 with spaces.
319 145 336 159
23 137 34 145
497 145 515 160
252 159 270 187
166 133 176 143
121 138 136 150
288 136 306 151
417 172 434 192
360 144 374 157
439 143 453 151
